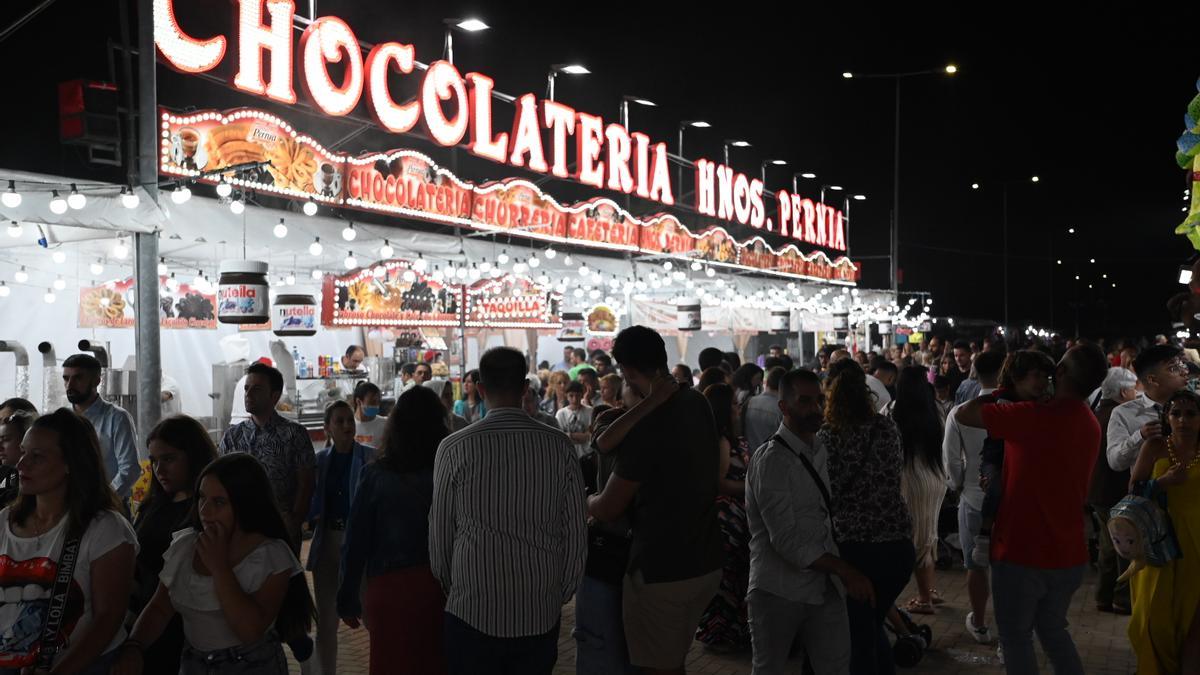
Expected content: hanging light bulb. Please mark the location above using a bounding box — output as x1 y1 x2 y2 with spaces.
43 288 55 304
662 260 673 272
1 181 20 208
229 195 245 214
528 253 541 268
309 237 323 256
113 238 129 259
14 266 28 283
342 222 356 240
6 221 20 238
311 268 323 280
563 254 573 266
285 273 296 286
215 176 233 198
115 185 138 209
455 265 469 280
0 281 9 298
497 249 510 265
374 240 392 259
48 190 67 215
91 260 105 276
537 274 549 285
691 260 703 271
402 269 416 282
578 262 589 276
469 264 481 280
444 261 456 278
431 265 443 281
545 247 557 259
273 218 288 238
299 197 317 216
66 183 86 210
513 259 528 274
413 254 428 272
479 259 492 273
52 275 66 290
490 267 503 278
165 274 179 292
51 250 66 265
170 184 191 205
344 251 357 269
705 266 716 278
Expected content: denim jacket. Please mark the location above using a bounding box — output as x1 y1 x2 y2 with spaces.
306 442 374 572
336 463 435 618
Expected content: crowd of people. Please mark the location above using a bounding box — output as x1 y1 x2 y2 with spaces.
0 327 1195 674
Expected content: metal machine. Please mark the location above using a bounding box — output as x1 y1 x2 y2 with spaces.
0 340 30 401
37 342 66 411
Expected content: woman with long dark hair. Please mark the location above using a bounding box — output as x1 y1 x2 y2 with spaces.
886 367 949 615
0 408 135 674
338 386 449 674
453 370 487 423
731 364 764 409
695 383 751 652
130 415 218 674
113 453 314 675
817 360 915 674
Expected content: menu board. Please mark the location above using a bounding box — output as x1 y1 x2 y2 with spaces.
79 277 216 329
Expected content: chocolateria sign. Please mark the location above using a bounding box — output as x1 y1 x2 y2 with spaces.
154 0 854 278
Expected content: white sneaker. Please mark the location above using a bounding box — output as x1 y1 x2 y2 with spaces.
966 612 993 644
972 535 991 568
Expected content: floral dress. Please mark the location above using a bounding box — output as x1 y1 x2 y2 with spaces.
695 437 751 650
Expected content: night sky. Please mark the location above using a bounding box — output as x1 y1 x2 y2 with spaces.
2 1 1193 340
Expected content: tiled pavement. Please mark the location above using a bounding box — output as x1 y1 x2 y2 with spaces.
290 554 1137 675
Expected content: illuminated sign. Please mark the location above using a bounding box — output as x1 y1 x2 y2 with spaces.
160 107 859 284
153 0 845 246
322 259 463 328
466 275 562 329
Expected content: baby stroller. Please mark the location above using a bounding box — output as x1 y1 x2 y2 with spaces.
885 606 933 668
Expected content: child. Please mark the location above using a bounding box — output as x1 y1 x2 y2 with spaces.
972 350 1057 567
556 381 594 459
113 454 315 675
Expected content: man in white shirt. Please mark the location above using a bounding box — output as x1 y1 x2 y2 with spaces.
745 369 872 673
1107 345 1189 471
943 350 1005 645
352 381 386 448
866 359 896 411
743 366 785 454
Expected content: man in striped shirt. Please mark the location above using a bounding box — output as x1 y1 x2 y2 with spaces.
430 346 588 675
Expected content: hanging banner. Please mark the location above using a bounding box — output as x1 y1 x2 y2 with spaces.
466 275 562 329
321 260 462 327
631 299 766 335
79 277 217 329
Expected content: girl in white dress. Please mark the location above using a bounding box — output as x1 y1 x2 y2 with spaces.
112 453 314 675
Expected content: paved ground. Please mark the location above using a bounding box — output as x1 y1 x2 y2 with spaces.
288 551 1137 674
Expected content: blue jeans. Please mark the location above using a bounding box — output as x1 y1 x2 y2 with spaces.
444 612 559 675
991 561 1085 675
572 575 636 675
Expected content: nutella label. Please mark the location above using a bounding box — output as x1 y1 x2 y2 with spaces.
218 284 268 319
272 303 317 333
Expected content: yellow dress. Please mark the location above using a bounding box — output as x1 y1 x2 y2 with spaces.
1128 459 1200 674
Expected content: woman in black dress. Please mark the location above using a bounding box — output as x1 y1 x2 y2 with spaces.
130 415 218 674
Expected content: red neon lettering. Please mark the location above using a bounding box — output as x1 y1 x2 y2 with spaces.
631 132 651 199
716 165 735 220
419 60 468 147
733 173 751 225
777 190 792 236
575 113 605 189
365 43 418 133
508 94 548 173
695 160 716 217
299 17 363 117
542 101 576 179
802 199 816 243
749 179 765 229
604 124 634 194
233 0 296 104
154 0 226 73
648 143 674 206
465 73 508 163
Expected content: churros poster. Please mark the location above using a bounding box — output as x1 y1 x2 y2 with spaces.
79 277 217 329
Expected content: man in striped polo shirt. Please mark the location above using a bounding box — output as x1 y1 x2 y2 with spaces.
430 346 588 675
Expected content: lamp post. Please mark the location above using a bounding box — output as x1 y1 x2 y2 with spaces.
441 17 488 65
677 120 710 200
844 193 866 257
546 63 589 101
723 139 751 168
843 64 957 298
792 172 817 195
820 184 843 206
760 159 787 184
970 175 1039 330
620 95 656 131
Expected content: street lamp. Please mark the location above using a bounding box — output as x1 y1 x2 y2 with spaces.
970 174 1039 329
678 120 711 198
621 95 657 130
546 64 589 101
843 194 866 257
723 139 751 167
760 159 787 184
792 172 817 195
820 184 843 205
442 18 488 64
842 63 958 298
